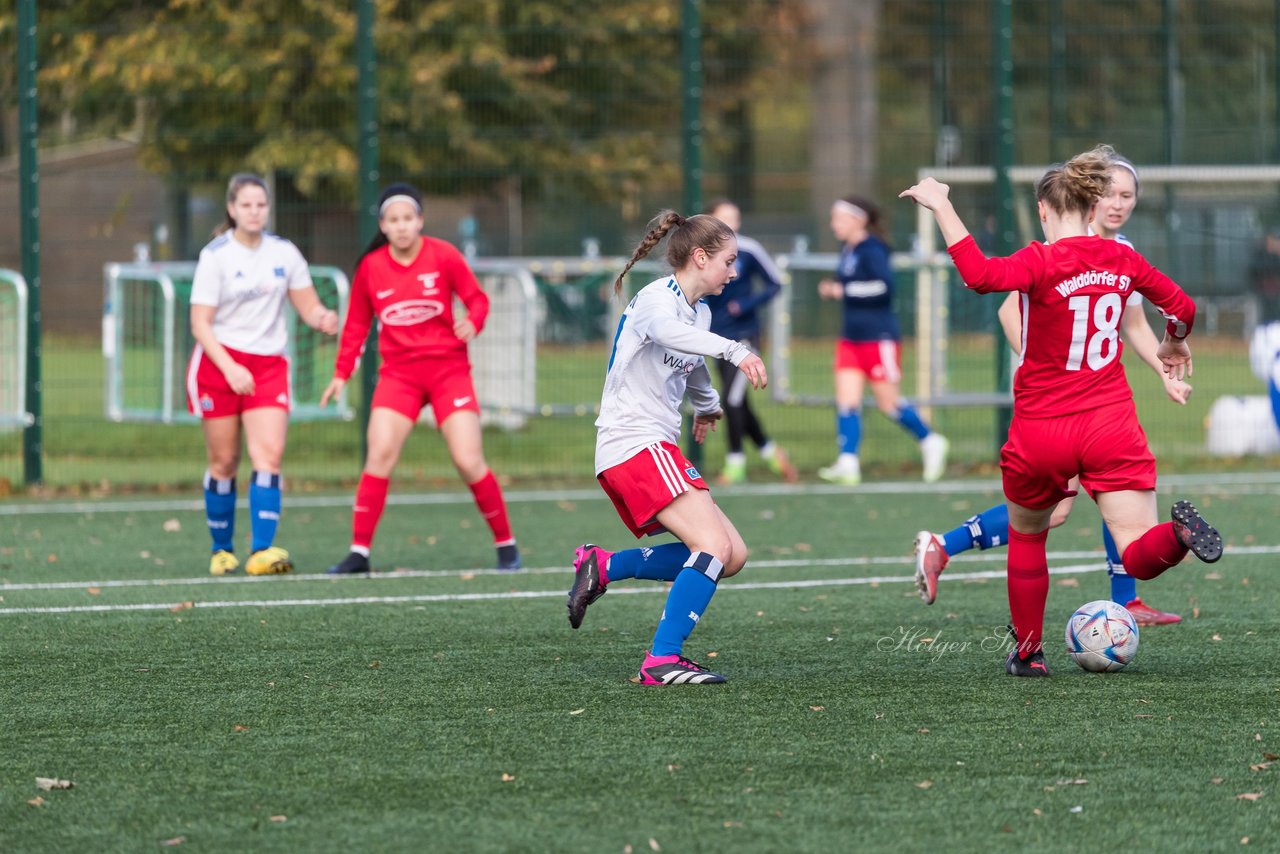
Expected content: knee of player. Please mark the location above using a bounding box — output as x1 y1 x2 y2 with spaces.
722 544 748 578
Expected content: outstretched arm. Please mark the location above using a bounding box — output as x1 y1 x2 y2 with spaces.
899 178 972 247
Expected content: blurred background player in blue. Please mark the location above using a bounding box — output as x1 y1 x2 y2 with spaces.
913 154 1191 626
703 199 797 484
816 194 948 485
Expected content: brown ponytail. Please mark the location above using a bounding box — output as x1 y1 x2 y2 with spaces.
613 210 734 295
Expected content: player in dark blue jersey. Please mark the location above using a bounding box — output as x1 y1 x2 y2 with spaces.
702 200 797 484
817 195 948 485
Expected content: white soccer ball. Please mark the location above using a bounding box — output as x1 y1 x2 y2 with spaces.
1065 599 1139 672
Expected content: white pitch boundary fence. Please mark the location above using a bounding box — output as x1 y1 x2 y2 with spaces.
0 268 30 431
102 260 542 428
103 262 354 423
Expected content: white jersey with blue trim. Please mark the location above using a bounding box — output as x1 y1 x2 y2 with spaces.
190 232 313 355
1113 232 1143 307
594 276 752 474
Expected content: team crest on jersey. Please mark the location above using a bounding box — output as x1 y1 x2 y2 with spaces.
273 267 286 278
380 299 444 326
199 394 214 412
685 465 701 480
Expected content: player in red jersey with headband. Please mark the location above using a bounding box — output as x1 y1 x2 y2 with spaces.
321 183 519 574
901 144 1223 677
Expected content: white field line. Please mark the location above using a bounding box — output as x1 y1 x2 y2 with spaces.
3 544 1274 594
0 561 1107 616
1 471 1278 516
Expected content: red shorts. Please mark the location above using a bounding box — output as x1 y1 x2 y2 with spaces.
1001 399 1156 509
835 339 901 382
372 357 480 426
597 442 709 538
186 345 290 418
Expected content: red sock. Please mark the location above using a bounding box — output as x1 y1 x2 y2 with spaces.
1121 522 1187 580
351 473 390 550
1007 528 1050 658
468 470 513 545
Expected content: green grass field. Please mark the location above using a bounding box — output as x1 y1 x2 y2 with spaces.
0 332 1272 491
2 477 1276 851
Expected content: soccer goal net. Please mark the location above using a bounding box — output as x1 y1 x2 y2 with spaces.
103 262 354 424
103 260 543 428
0 268 29 431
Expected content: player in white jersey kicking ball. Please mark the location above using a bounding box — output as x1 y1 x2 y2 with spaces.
567 210 767 685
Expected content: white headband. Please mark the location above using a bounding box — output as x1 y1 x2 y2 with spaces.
833 200 868 220
1112 160 1140 192
379 194 422 216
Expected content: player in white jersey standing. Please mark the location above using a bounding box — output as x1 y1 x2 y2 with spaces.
187 173 338 577
566 210 767 685
913 154 1191 625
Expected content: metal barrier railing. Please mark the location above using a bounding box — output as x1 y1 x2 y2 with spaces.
0 268 31 430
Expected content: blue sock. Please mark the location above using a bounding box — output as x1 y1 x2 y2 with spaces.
941 504 1009 556
203 472 236 553
248 470 282 553
650 552 723 657
837 408 862 455
892 402 931 440
1270 378 1280 428
1104 524 1136 604
606 543 691 582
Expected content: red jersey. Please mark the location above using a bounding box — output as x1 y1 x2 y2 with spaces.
334 236 490 380
948 234 1195 419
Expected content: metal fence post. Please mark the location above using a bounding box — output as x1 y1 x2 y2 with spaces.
357 0 379 466
19 0 42 486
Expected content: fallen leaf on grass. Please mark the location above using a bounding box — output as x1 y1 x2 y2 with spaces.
170 601 194 613
915 780 932 789
36 777 73 790
706 651 718 658
87 587 101 595
1032 808 1042 817
159 837 186 846
1192 607 1201 619
1236 792 1264 801
27 797 44 807
1056 778 1088 786
1055 577 1079 588
569 708 585 716
1136 714 1154 718
794 543 811 552
1211 777 1224 784
809 706 825 712
501 773 516 782
369 661 380 669
917 728 930 734
163 518 181 532
649 839 661 851
234 725 250 732
47 554 57 563
460 573 476 581
1204 572 1222 580
1212 634 1223 641
1069 805 1083 813
1264 753 1280 761
269 815 287 823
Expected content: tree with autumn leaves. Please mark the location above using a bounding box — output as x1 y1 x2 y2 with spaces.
0 0 808 203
